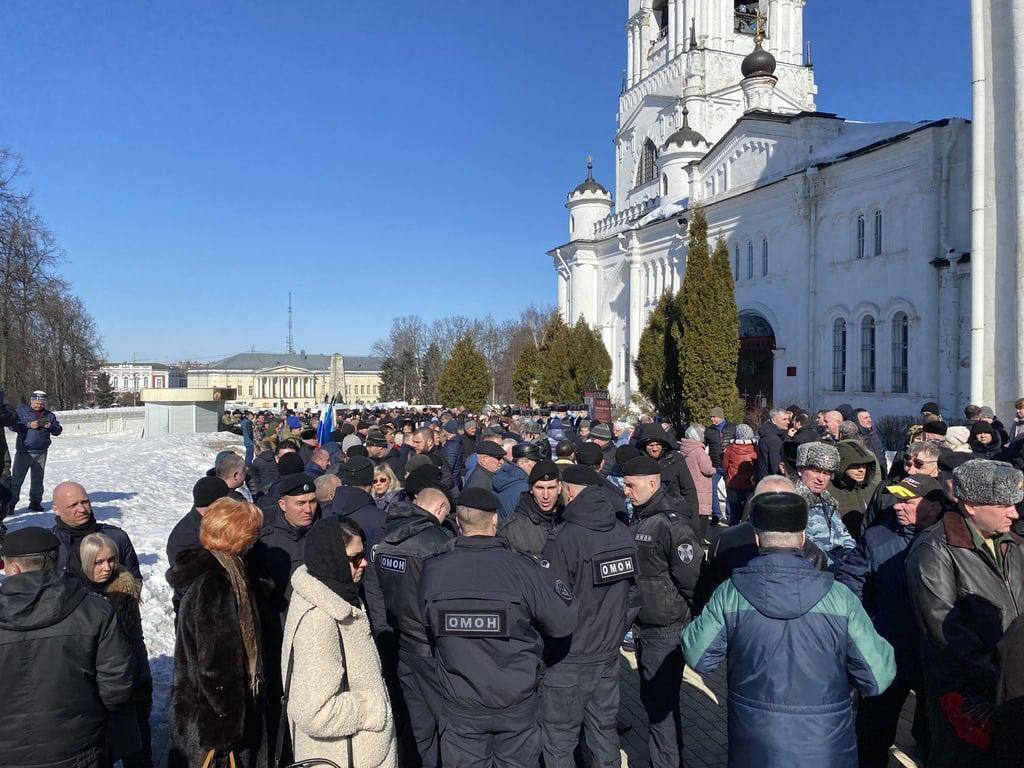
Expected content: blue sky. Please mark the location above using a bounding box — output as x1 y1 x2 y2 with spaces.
2 1 971 363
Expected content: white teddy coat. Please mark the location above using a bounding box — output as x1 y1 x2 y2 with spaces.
282 565 397 768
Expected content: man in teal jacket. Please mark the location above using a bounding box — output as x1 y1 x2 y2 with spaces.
682 491 895 768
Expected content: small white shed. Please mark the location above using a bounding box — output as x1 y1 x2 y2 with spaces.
141 387 236 437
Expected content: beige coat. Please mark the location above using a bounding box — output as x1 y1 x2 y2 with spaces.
282 566 397 768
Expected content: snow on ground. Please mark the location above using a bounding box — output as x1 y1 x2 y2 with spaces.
4 429 243 764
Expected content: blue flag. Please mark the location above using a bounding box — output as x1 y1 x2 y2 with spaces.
316 401 334 447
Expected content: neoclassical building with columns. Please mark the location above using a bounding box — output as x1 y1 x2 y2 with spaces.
549 0 974 417
187 352 384 409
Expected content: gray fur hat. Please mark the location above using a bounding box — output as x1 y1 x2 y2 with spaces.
839 421 860 440
796 442 840 472
953 459 1024 506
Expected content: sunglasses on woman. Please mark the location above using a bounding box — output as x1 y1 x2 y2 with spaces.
373 477 389 485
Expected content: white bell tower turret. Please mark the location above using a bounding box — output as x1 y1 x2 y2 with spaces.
566 157 613 241
659 104 710 203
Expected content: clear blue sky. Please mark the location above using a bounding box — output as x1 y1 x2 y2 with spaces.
2 0 971 363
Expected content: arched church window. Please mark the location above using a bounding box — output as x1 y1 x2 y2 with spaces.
874 209 883 256
733 244 740 280
891 312 909 393
661 173 668 197
636 139 658 187
570 215 575 236
832 318 847 392
860 316 876 392
856 214 866 259
761 238 768 276
746 242 754 279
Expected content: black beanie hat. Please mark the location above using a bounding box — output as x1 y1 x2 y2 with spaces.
341 456 375 486
751 492 808 533
561 465 602 486
922 421 948 437
193 476 230 508
405 464 444 498
576 442 603 467
528 459 560 485
2 526 60 557
615 444 641 466
346 444 369 458
278 452 306 476
300 428 317 440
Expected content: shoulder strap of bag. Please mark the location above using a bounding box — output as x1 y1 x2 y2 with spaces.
336 619 354 768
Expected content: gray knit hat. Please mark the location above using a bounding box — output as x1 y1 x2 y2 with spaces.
796 442 840 472
953 459 1024 506
735 423 755 441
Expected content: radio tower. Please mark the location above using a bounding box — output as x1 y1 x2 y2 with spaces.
286 292 295 354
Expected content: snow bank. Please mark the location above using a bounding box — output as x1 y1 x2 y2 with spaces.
4 430 243 765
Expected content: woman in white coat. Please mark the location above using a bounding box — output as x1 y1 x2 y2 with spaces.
282 516 397 768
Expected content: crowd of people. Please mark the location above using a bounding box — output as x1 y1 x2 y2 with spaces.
2 393 1024 768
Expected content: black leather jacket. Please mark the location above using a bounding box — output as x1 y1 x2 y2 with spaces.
907 511 1024 701
631 488 702 633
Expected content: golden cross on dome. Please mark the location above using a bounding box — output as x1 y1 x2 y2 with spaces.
754 10 767 44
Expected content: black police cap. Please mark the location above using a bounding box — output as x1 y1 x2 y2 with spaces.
3 527 60 557
750 492 808 533
528 459 561 485
279 473 316 496
561 465 602 486
457 487 502 512
623 456 662 477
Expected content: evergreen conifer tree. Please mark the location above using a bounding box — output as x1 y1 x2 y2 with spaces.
710 237 743 422
680 205 719 423
94 372 116 408
419 342 444 405
568 317 612 398
437 335 492 412
534 313 574 404
634 291 686 426
512 344 541 405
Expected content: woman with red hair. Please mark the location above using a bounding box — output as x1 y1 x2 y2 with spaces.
166 498 267 768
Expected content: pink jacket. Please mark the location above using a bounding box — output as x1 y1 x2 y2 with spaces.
679 438 716 516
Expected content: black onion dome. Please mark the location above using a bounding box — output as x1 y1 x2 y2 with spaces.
663 107 706 151
741 40 777 78
570 157 610 197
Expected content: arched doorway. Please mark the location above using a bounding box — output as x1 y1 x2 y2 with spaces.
738 312 775 409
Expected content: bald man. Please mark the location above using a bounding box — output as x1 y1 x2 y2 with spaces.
50 481 141 579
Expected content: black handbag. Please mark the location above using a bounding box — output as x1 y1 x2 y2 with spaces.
275 610 355 768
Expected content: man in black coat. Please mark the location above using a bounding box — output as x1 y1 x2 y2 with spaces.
633 423 699 519
167 476 231 615
623 457 702 768
330 455 386 547
409 427 455 491
540 466 640 768
365 484 455 768
0 527 136 768
499 460 563 556
754 408 792 481
0 389 17 524
50 481 141 579
704 407 737 523
367 431 406 478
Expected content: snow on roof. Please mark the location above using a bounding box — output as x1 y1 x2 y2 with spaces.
810 120 927 165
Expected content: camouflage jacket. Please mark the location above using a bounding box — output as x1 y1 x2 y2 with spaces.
794 479 856 566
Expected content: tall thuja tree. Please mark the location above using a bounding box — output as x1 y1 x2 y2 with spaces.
437 335 492 412
512 343 541 405
710 237 743 422
568 317 612 398
680 205 720 423
634 291 686 427
534 313 574 404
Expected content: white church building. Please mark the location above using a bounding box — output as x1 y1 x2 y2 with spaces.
548 0 974 418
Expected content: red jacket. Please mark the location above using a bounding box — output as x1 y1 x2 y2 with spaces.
724 443 758 491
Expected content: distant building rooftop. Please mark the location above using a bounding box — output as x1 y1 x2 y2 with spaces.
194 352 383 373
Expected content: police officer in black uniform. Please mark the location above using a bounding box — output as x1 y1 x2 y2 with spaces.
368 480 454 768
540 465 640 768
420 487 577 768
623 456 703 768
499 459 562 556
